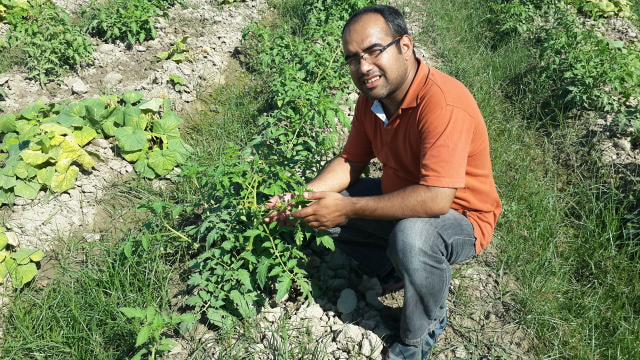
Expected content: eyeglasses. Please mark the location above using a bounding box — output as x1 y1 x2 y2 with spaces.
344 37 402 69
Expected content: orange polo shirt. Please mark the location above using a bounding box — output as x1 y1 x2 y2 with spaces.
341 58 502 253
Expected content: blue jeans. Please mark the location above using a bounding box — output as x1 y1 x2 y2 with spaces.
327 178 477 346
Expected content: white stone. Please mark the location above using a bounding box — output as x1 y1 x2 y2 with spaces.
336 288 357 314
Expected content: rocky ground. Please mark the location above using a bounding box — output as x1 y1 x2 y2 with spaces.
1 0 637 359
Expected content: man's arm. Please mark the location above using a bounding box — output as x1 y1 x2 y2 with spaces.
307 156 369 193
263 156 367 225
292 184 456 230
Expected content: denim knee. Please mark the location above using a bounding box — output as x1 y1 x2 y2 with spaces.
387 218 444 269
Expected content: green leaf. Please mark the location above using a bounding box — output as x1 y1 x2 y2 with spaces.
147 149 179 176
81 97 108 122
0 233 8 249
167 138 192 162
0 114 17 133
11 248 43 264
14 180 40 199
105 106 125 127
127 113 149 131
59 138 95 168
242 229 262 237
121 148 146 162
51 164 79 193
135 325 152 347
153 111 182 139
317 233 335 251
115 127 147 152
19 101 48 120
72 126 97 147
236 268 252 289
229 289 256 318
123 104 142 128
10 261 38 288
40 123 72 136
21 150 51 166
134 158 156 178
139 98 164 113
276 277 292 302
0 174 17 189
120 91 145 105
257 261 269 289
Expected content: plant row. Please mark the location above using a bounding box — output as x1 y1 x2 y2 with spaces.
143 0 374 327
489 0 639 116
0 0 177 86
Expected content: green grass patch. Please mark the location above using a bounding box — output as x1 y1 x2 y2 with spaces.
406 0 640 358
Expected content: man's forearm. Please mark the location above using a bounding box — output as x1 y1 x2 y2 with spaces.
345 184 456 220
307 156 368 193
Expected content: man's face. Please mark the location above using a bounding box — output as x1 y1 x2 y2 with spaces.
342 13 409 101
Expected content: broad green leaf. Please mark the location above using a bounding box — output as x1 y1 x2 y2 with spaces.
63 102 86 117
153 111 183 139
121 148 146 162
72 126 98 147
51 114 85 128
0 174 16 189
14 160 38 179
81 97 108 121
123 104 142 128
135 325 152 347
0 233 8 249
0 114 17 133
167 138 192 162
51 164 79 193
14 179 40 199
126 113 149 131
21 150 51 166
10 262 38 288
147 149 179 176
115 127 147 152
59 138 96 168
139 98 164 113
120 91 144 105
0 260 8 281
0 189 15 205
105 106 125 127
11 248 43 264
19 101 48 120
37 166 55 186
40 123 72 136
101 120 118 137
134 158 156 178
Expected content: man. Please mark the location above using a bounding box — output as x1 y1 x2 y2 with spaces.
265 4 502 359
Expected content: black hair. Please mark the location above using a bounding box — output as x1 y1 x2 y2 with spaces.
342 4 410 38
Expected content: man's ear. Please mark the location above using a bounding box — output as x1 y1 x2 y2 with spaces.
400 35 414 60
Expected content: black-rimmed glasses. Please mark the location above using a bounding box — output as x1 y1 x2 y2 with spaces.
344 37 402 69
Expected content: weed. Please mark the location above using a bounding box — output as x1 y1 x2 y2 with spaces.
119 306 195 360
4 1 93 86
82 0 167 44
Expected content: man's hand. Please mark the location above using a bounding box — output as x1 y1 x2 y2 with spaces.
291 191 348 230
263 193 297 226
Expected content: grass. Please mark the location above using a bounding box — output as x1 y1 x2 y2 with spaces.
404 0 640 358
